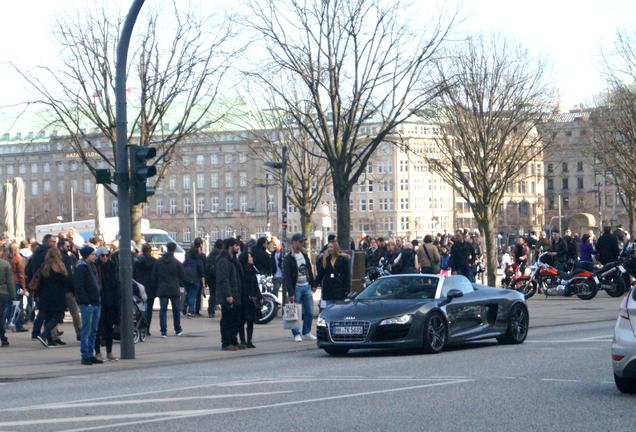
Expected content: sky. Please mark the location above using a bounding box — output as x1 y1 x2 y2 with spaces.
0 0 635 111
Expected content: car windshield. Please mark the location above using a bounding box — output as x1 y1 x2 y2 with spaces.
356 276 439 300
143 233 185 253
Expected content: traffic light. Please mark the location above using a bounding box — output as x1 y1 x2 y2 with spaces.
130 145 157 204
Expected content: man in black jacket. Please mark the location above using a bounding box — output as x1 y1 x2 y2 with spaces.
549 229 568 271
216 238 242 351
251 237 273 275
449 233 472 279
283 233 316 342
596 226 620 265
152 242 185 338
134 243 157 332
206 239 223 318
74 246 102 365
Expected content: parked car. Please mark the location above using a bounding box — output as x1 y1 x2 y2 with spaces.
611 285 636 393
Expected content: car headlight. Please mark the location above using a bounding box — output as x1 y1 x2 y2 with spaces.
317 316 327 327
379 314 413 326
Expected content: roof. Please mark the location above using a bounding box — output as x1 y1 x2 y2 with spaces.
544 110 593 124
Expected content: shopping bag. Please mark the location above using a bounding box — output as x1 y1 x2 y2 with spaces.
283 303 302 330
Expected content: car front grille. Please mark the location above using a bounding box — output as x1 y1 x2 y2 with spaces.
371 324 411 342
317 326 329 341
329 321 370 342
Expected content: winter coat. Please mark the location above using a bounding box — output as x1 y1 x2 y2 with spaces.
252 246 273 275
215 250 241 305
39 269 70 315
417 243 441 271
449 241 471 274
596 233 620 265
134 253 157 297
513 244 529 264
183 250 205 285
315 254 351 301
399 249 418 274
73 260 101 306
25 245 50 284
96 259 120 316
240 264 263 322
0 258 16 300
10 255 26 289
206 248 222 290
283 250 315 298
550 238 568 265
152 253 184 298
579 242 595 263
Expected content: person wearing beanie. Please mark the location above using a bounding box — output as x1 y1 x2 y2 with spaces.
73 246 103 365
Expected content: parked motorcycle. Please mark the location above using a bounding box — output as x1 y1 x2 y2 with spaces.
363 257 391 288
578 260 629 298
255 273 279 325
507 252 597 300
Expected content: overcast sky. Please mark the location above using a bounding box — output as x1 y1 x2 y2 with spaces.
1 0 634 110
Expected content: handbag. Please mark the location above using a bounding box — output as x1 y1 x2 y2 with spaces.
283 303 302 330
422 244 440 274
28 270 41 293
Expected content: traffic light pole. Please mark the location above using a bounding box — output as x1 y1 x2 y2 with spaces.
115 0 145 360
280 145 288 306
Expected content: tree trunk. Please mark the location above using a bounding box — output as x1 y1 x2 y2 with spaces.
333 181 352 251
300 210 313 259
476 212 497 287
131 204 144 245
629 205 636 241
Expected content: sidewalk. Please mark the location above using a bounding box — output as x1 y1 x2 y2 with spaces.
0 292 622 381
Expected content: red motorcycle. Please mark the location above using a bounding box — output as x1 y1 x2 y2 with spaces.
507 253 598 300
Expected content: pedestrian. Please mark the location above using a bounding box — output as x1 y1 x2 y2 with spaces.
512 237 529 274
134 243 157 333
74 245 103 365
398 242 418 274
270 238 284 300
578 233 595 265
58 239 81 342
36 247 70 347
205 239 223 318
283 233 316 342
27 234 57 340
192 238 208 317
416 234 441 274
596 226 620 265
8 242 28 332
95 247 120 361
251 237 273 276
152 242 184 338
449 233 472 279
315 241 350 308
548 229 568 271
238 251 263 348
0 245 16 347
216 238 242 351
385 240 403 274
183 242 205 318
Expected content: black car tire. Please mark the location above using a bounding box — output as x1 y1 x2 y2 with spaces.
575 279 598 300
510 276 537 300
605 274 628 298
421 312 447 354
323 347 349 356
497 303 529 345
614 373 636 394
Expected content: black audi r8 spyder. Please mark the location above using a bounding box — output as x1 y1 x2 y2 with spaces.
317 274 528 355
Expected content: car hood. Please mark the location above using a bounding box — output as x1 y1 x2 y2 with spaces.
321 299 434 321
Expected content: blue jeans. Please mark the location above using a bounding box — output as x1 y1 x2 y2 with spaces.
292 284 314 337
159 296 182 335
185 282 200 315
79 305 101 361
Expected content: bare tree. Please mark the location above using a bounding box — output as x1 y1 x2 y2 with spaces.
247 0 456 249
427 35 552 286
14 2 237 241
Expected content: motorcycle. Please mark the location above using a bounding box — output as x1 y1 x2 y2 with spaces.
578 260 629 298
507 252 597 300
363 257 391 288
255 273 280 325
501 263 521 288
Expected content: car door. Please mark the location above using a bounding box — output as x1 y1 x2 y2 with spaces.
442 276 483 336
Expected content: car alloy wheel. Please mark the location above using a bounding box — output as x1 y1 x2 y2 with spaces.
423 312 447 354
498 303 528 345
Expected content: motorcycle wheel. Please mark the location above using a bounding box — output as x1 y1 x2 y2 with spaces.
255 296 278 325
575 279 598 300
509 276 537 300
605 273 628 297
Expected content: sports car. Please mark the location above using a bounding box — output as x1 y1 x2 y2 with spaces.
317 274 528 355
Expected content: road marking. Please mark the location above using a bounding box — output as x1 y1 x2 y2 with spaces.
53 379 473 432
2 391 293 412
541 378 580 383
526 339 611 344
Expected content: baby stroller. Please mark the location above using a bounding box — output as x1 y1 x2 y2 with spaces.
113 280 149 344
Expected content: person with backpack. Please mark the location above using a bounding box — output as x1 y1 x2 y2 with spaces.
417 235 441 274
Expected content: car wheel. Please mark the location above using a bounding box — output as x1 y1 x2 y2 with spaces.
614 373 636 394
422 312 447 354
510 276 537 300
497 303 529 345
575 279 598 300
323 347 349 356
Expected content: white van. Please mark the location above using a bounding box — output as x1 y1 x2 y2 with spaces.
142 229 186 263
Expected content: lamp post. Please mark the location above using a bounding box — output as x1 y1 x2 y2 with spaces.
255 176 271 233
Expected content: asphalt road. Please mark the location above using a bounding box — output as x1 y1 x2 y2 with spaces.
0 318 633 432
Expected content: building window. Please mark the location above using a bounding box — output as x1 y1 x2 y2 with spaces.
225 173 233 188
31 181 38 195
197 198 205 214
184 197 192 215
382 180 393 192
400 216 410 230
43 180 51 193
547 163 553 174
518 181 526 194
111 201 118 216
72 179 78 192
562 162 568 172
359 181 366 193
43 163 50 173
239 172 247 187
548 197 555 210
224 153 234 164
156 198 163 216
226 226 233 238
196 155 204 165
225 195 233 212
368 181 374 192
368 199 374 211
562 177 569 190
400 197 409 210
565 130 572 137
211 154 219 165
359 199 367 212
239 152 248 163
240 193 248 212
169 176 176 190
268 194 274 212
577 161 583 172
31 163 38 174
547 178 553 191
84 179 91 194
183 228 191 244
531 181 536 194
577 177 584 190
183 174 191 190
169 198 177 215
399 160 408 172
399 179 409 191
58 180 65 194
210 173 219 188
211 196 219 213
196 174 205 189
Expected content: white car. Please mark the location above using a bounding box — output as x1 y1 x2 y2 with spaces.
611 285 636 393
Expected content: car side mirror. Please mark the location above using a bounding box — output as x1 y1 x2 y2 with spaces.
446 289 464 301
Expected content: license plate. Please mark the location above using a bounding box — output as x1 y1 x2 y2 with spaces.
618 265 626 274
333 326 363 335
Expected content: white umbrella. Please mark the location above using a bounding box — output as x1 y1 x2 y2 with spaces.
95 183 106 241
3 181 14 241
13 177 25 243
